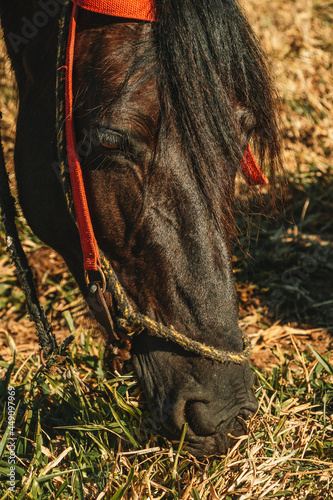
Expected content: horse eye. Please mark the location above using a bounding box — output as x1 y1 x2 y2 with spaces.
100 132 124 151
94 127 129 154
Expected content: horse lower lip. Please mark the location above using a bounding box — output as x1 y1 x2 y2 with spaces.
175 415 253 457
176 432 230 457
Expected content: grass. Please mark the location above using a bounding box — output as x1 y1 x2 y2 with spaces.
0 0 333 497
0 330 332 499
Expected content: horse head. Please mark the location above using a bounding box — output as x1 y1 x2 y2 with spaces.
68 0 281 455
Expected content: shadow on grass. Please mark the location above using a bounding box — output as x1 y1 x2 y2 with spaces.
234 169 333 331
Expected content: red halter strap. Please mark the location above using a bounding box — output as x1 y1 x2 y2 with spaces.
72 0 156 20
241 145 268 186
64 0 268 275
65 4 101 273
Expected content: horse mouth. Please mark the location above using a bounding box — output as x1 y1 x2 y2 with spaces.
159 401 257 457
162 421 250 457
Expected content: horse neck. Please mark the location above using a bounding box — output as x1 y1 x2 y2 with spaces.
0 0 30 23
1 1 35 50
1 1 58 89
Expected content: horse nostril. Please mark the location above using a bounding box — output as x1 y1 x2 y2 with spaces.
184 399 214 437
184 400 257 437
239 407 256 421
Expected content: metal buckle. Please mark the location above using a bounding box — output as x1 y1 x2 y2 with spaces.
86 266 107 294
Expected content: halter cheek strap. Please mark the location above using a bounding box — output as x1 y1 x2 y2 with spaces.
65 0 156 276
65 4 100 274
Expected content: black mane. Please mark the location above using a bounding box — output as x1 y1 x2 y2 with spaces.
154 0 282 223
76 0 282 233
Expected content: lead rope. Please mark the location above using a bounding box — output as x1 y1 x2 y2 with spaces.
0 112 74 362
56 1 252 365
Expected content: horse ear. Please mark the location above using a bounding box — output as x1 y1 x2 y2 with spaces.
241 145 268 186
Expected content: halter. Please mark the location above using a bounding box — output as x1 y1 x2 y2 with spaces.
55 0 262 364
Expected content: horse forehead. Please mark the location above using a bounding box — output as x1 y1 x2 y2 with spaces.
75 19 158 109
76 14 152 68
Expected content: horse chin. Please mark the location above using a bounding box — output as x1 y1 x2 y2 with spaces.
131 334 258 458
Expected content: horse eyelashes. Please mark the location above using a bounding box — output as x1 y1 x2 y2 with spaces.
100 133 124 150
94 127 133 159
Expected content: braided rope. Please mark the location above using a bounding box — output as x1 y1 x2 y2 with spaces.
56 0 76 220
0 113 74 360
100 256 252 364
56 1 252 364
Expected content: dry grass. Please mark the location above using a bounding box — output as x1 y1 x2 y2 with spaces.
0 329 332 499
244 0 333 175
0 0 333 498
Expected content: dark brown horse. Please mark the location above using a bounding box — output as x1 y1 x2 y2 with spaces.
0 0 281 456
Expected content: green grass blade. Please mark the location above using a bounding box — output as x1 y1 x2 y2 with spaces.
110 463 136 500
308 344 333 374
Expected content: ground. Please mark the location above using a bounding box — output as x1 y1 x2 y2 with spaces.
0 0 332 499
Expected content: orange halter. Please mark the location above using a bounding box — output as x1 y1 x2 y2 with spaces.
64 0 268 275
72 0 156 20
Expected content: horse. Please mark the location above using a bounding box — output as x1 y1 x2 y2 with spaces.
0 0 281 456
